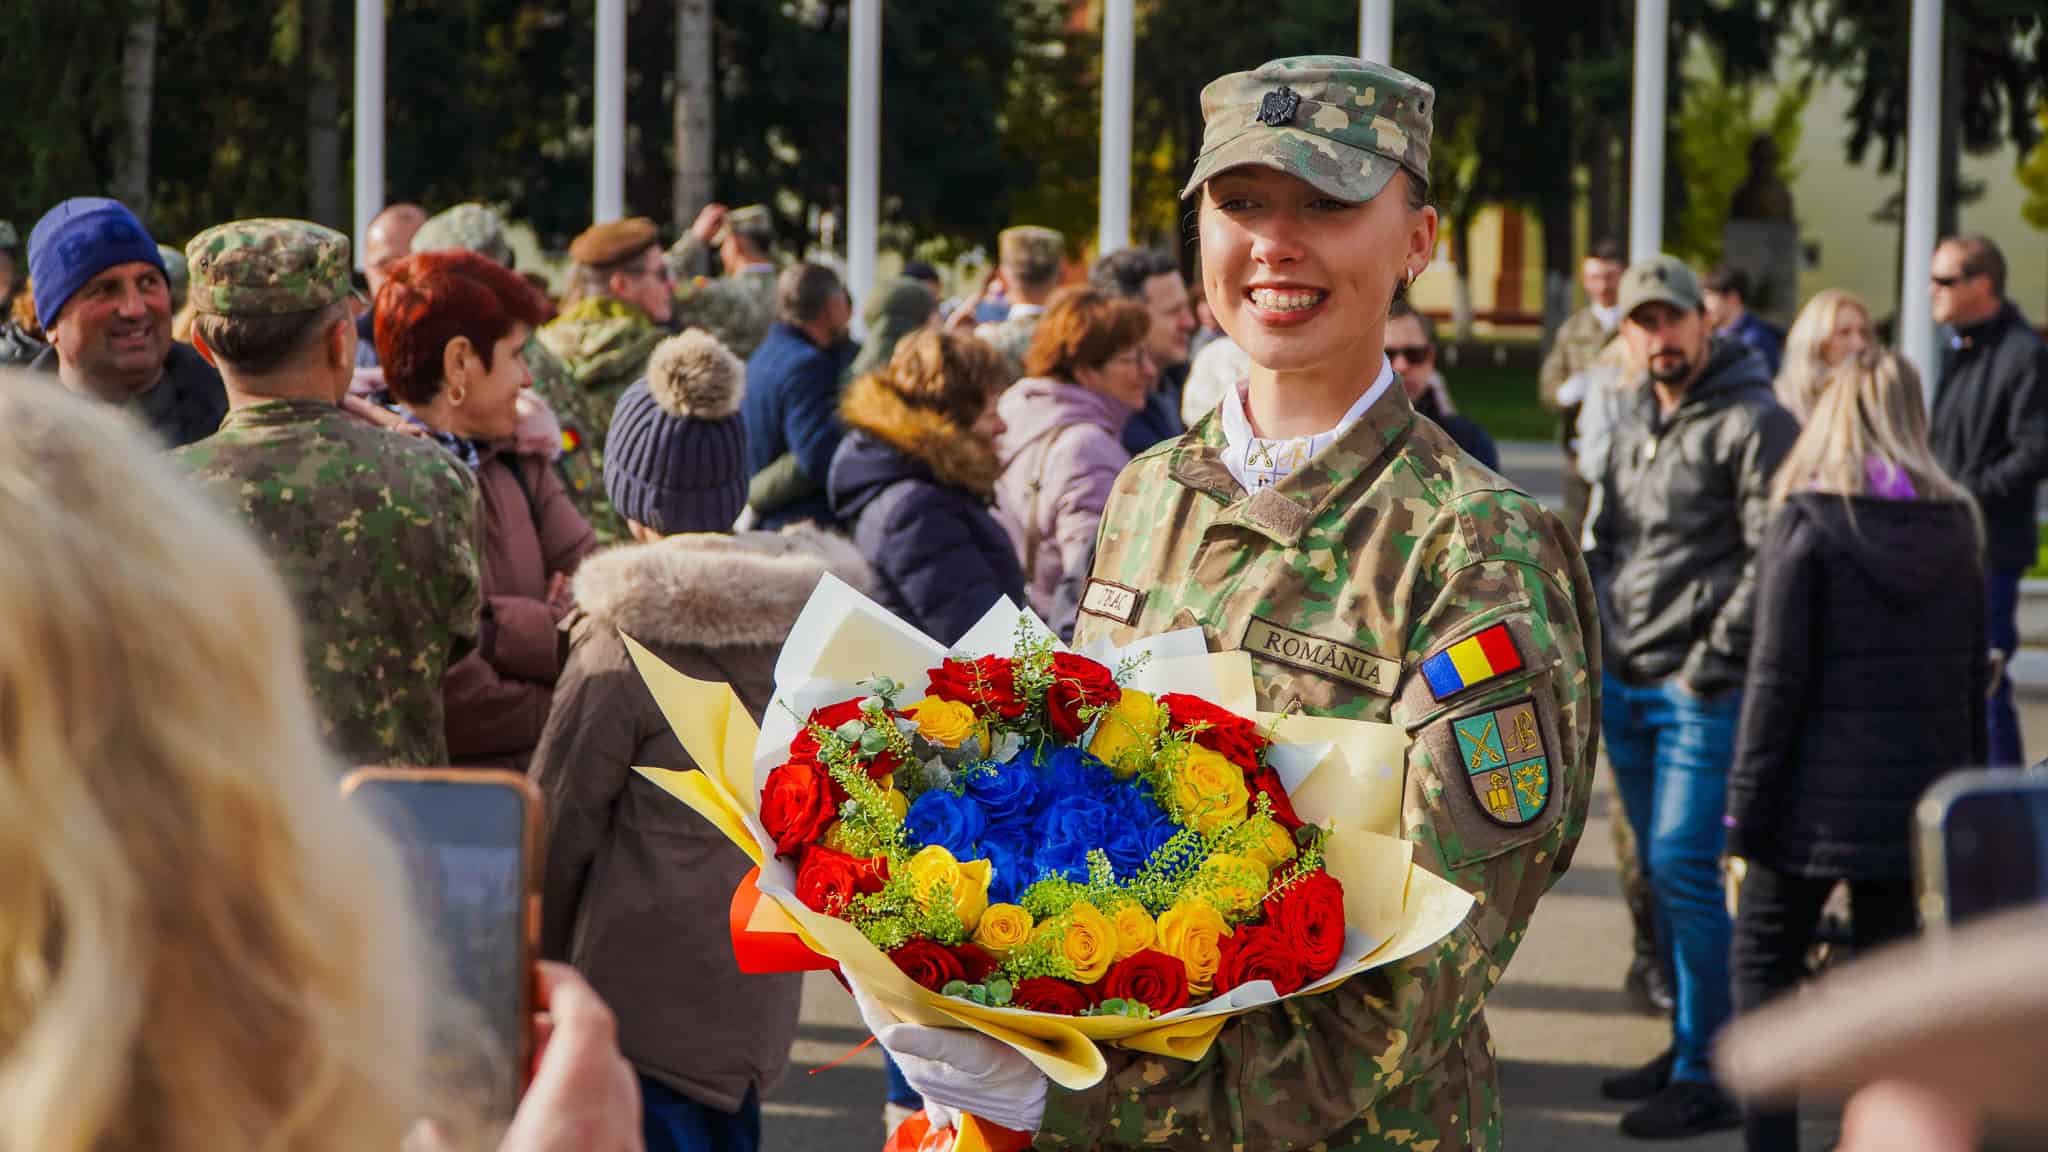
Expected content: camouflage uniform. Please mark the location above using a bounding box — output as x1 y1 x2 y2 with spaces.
1537 304 1617 537
174 219 484 767
665 205 779 360
975 226 1066 376
975 306 1046 377
412 202 626 541
536 295 665 483
1049 59 1600 1152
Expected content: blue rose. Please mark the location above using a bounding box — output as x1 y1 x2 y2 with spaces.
905 788 985 857
1037 746 1117 807
979 838 1038 904
1032 794 1153 880
964 758 1041 835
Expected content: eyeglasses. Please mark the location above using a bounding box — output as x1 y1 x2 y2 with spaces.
1930 272 1977 288
1107 349 1153 369
1386 344 1433 364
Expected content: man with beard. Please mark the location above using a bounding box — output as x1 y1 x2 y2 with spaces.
1587 255 1797 1140
26 198 225 447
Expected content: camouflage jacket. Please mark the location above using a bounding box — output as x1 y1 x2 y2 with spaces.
1055 384 1600 1152
667 235 779 360
976 307 1044 378
1537 306 1618 414
535 297 665 519
524 337 626 544
176 399 484 767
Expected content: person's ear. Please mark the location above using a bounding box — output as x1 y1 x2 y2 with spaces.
329 310 357 373
442 335 476 397
1408 203 1439 281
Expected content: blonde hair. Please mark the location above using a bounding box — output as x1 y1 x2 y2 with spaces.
1769 351 1976 520
1776 289 1870 421
0 377 432 1152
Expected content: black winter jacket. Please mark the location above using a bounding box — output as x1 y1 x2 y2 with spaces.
1726 495 1987 878
1587 339 1799 696
827 374 1026 646
1929 301 2048 574
30 340 226 448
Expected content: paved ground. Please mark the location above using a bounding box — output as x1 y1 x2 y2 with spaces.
758 448 2047 1151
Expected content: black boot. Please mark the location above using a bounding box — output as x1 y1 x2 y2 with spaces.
1619 1080 1742 1140
1600 1049 1674 1102
1622 883 1675 1016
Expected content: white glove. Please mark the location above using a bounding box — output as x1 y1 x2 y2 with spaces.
1556 372 1589 408
849 978 1049 1134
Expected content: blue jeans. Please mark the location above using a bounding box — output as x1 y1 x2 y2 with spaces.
884 1052 922 1108
1987 568 2024 767
640 1077 760 1152
1602 672 1742 1083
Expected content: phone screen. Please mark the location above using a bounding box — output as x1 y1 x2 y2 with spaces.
349 777 529 1116
1943 785 2048 924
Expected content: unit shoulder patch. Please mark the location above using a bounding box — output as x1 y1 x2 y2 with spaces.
1450 697 1551 826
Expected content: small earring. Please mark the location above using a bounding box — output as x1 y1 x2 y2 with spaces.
1405 267 1417 289
449 385 468 406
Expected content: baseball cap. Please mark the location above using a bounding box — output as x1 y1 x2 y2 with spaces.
1182 55 1434 203
185 218 359 317
1617 256 1704 319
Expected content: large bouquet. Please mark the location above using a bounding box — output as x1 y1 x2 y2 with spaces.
626 577 1472 1093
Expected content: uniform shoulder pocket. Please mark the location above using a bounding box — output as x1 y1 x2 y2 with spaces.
1415 674 1567 868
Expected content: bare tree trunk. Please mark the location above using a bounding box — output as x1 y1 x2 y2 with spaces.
673 0 715 229
306 0 343 228
115 0 160 222
1451 210 1475 342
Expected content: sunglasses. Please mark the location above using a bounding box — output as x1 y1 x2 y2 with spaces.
1387 344 1433 363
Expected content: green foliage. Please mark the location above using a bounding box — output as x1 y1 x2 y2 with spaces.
1671 64 1808 268
2022 102 2048 232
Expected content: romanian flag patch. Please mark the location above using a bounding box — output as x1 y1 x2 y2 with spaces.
1421 623 1523 701
561 426 584 455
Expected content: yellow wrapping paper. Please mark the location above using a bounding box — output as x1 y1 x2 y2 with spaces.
622 580 1476 1093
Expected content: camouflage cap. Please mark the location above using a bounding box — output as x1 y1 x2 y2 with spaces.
998 226 1065 275
715 204 776 248
414 202 513 266
185 218 358 317
1182 55 1434 204
1617 255 1703 319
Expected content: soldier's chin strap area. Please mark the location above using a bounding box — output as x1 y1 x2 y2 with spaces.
1219 357 1393 492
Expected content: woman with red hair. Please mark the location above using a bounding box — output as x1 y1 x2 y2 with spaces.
376 250 597 770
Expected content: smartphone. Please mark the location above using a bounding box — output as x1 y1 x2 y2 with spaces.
1914 769 2048 928
342 769 541 1120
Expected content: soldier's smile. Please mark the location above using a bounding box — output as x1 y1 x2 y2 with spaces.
1244 282 1330 327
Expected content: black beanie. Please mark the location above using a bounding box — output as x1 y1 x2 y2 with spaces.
604 329 748 535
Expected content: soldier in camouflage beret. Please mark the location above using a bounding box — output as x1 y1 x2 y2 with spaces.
664 202 779 360
973 225 1067 376
413 202 627 544
867 57 1599 1152
175 217 483 768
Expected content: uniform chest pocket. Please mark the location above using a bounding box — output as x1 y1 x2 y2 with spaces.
1239 615 1401 717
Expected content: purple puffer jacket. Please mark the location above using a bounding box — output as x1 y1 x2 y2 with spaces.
994 376 1138 637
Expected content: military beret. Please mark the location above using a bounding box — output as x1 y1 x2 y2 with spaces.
1618 255 1704 319
1183 55 1434 204
715 204 776 247
569 216 661 268
414 202 513 267
998 226 1065 274
185 218 357 317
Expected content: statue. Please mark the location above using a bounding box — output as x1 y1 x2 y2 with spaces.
1723 134 1799 324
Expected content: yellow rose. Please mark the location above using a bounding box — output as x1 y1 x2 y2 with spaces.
973 903 1035 954
1157 899 1231 994
908 695 981 749
1053 901 1119 984
1111 903 1158 960
1086 689 1163 778
906 845 992 933
1242 815 1298 871
1200 852 1271 917
1169 745 1251 834
878 788 909 823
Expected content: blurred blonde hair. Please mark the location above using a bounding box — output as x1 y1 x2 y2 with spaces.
1769 351 1975 523
1776 289 1870 421
0 377 431 1152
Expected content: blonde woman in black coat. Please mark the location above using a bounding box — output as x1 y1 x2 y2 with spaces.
1725 351 1988 1152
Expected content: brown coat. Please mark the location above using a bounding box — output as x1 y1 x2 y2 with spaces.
446 445 598 769
530 526 870 1110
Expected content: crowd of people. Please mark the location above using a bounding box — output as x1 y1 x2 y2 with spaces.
0 45 2043 1152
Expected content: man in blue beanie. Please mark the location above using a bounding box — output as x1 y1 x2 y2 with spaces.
27 197 225 447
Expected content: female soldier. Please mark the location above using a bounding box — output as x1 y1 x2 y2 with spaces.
862 56 1598 1151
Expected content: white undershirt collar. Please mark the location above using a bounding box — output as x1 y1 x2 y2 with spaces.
1219 357 1395 492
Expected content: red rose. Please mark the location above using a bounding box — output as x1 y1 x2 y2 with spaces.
926 656 1027 720
790 698 904 780
794 845 890 916
760 759 841 857
891 939 967 991
1045 653 1120 741
1265 869 1347 977
1102 949 1191 1014
951 942 1002 984
1213 925 1307 996
1158 692 1269 770
1246 762 1304 832
1009 976 1091 1015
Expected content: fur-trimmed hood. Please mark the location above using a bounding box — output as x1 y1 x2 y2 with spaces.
836 372 1001 496
572 525 870 648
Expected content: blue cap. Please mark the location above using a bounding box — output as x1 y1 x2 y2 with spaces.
27 198 166 331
